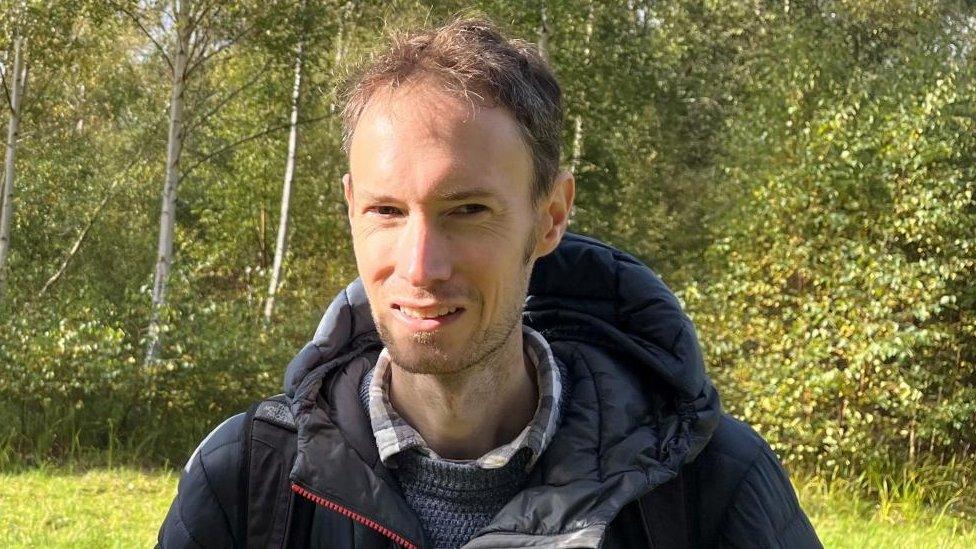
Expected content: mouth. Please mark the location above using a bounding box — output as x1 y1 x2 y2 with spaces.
391 303 465 331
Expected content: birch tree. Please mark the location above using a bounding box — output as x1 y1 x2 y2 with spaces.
263 0 308 325
142 0 190 366
537 3 550 63
569 1 594 175
0 32 26 299
0 2 133 307
117 0 274 365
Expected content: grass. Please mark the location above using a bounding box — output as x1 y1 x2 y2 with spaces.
797 475 976 548
0 468 177 548
0 468 974 547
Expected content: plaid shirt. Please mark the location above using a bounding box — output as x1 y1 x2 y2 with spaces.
367 325 563 470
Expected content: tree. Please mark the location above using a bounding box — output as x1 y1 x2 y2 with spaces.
1 0 119 302
683 0 976 471
121 0 280 365
264 0 308 325
568 0 593 175
0 28 26 299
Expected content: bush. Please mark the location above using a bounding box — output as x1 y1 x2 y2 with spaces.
683 13 976 474
0 290 301 467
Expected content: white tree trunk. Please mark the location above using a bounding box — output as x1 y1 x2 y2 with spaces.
334 3 348 66
145 1 190 366
570 3 595 175
264 32 305 325
538 4 550 63
0 36 27 299
329 1 352 114
570 115 584 174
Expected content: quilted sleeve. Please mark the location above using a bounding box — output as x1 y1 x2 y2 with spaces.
157 413 247 548
717 439 822 549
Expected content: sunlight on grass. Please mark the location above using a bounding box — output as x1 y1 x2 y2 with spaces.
797 475 976 548
0 468 176 548
1 469 974 547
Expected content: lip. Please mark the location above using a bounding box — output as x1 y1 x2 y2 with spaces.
391 303 465 332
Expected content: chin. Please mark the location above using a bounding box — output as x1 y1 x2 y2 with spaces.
377 325 467 375
387 343 468 375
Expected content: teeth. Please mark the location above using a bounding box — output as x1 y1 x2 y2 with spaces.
400 306 459 319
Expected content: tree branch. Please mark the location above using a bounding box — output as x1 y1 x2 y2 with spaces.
35 147 150 299
0 59 12 111
187 0 220 35
37 180 119 298
185 14 210 67
184 58 273 135
179 114 329 183
185 20 258 77
109 0 173 72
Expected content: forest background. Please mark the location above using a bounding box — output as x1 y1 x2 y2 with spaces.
1 0 974 541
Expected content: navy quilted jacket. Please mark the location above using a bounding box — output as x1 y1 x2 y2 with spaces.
158 234 821 548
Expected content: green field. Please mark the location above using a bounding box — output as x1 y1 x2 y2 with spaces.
1 468 974 547
0 469 177 547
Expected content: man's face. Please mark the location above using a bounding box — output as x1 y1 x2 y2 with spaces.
344 84 571 375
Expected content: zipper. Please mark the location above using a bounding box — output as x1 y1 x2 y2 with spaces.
291 482 419 549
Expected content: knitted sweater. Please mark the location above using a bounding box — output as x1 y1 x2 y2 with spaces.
358 364 558 549
392 449 533 548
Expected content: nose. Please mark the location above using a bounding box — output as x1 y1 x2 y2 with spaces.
397 215 451 287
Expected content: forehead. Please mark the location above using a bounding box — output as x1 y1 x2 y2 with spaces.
348 83 532 201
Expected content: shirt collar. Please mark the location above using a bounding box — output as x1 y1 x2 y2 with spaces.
366 324 563 470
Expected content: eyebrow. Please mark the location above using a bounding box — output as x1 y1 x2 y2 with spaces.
436 188 497 201
357 187 498 203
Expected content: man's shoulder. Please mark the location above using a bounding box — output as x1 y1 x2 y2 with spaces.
697 414 772 470
158 412 249 547
688 414 820 548
184 412 249 475
691 413 787 503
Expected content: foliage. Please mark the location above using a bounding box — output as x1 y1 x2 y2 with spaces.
0 1 973 512
682 1 976 475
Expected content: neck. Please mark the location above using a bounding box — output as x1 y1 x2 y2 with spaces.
388 325 538 460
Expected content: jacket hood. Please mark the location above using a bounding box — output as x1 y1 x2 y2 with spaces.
283 233 721 548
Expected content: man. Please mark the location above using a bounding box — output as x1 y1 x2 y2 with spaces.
159 17 821 549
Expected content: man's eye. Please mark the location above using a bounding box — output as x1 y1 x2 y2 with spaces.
369 205 403 217
452 204 489 215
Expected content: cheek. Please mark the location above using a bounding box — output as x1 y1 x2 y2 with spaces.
351 223 396 281
467 241 529 311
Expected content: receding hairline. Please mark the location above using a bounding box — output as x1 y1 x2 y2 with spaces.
346 77 535 162
340 16 564 202
346 84 538 206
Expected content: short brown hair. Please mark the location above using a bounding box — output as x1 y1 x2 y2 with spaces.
341 17 563 202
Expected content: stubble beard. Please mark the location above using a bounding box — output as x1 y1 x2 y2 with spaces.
375 229 539 377
376 275 527 377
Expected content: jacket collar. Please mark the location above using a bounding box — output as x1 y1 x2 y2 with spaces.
284 234 721 548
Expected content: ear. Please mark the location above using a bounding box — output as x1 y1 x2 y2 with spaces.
342 173 353 220
534 170 576 258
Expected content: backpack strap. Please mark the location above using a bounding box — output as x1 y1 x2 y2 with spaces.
637 466 697 549
242 394 308 548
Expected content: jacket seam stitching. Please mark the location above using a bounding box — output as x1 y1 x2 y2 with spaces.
173 513 205 548
198 447 239 545
713 438 765 535
199 437 240 460
569 343 605 482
